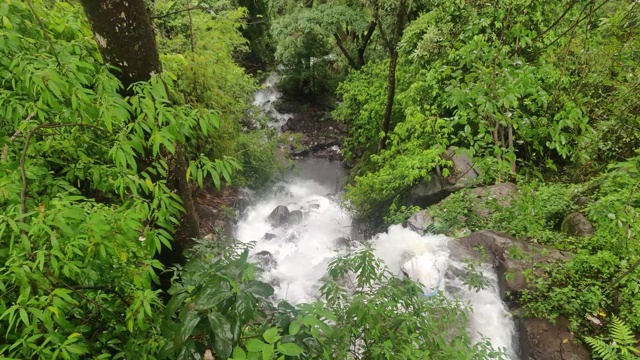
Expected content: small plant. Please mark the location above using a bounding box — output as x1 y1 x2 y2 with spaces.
584 315 640 360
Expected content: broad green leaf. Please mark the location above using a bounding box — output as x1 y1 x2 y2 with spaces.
246 338 266 352
288 321 300 336
277 343 303 356
263 327 280 344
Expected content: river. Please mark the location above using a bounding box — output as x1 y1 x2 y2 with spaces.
235 74 518 358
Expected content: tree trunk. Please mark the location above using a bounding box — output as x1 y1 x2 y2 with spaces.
80 0 200 287
378 50 398 151
80 0 161 90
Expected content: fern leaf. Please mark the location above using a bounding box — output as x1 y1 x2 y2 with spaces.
585 336 618 360
609 315 636 347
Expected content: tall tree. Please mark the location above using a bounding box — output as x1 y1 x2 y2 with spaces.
368 0 412 151
80 0 200 283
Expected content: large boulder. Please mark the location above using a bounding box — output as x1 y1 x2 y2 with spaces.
235 188 254 214
252 250 278 270
408 148 479 207
452 231 571 298
287 210 304 225
268 205 290 226
467 182 519 218
519 316 591 360
561 212 594 237
454 232 589 360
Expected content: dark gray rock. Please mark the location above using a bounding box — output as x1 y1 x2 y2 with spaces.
453 231 589 360
405 209 435 234
561 212 594 237
263 233 277 240
290 149 310 158
253 250 277 270
334 236 353 249
235 188 253 213
287 210 304 225
268 205 290 226
408 147 480 207
518 316 591 360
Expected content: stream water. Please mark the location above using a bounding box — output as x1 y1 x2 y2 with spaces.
236 75 518 358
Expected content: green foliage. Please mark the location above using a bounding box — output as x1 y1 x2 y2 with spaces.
269 1 368 96
383 204 422 226
162 238 504 359
0 1 251 357
520 156 640 332
339 0 640 217
161 239 275 359
585 315 640 360
319 247 506 359
333 60 405 167
153 0 286 189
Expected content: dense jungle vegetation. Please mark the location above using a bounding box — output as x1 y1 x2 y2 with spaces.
0 0 638 359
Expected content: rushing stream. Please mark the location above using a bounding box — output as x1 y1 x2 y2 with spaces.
238 75 518 358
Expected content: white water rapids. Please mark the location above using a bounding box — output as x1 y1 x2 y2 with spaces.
235 162 517 358
238 75 518 358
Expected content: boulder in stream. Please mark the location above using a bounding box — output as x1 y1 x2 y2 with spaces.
253 250 277 270
268 205 290 226
408 147 479 207
287 210 304 225
263 233 276 241
334 236 354 249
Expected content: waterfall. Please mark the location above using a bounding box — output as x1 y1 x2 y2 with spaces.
238 74 518 358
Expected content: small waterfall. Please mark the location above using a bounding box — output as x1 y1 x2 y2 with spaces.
252 73 292 130
239 74 518 358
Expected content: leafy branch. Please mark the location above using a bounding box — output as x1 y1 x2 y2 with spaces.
20 123 108 215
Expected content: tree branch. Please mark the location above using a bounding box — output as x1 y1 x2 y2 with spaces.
26 0 62 69
1 112 36 162
333 33 358 70
531 0 581 44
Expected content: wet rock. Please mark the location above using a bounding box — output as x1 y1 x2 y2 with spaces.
313 145 343 161
253 250 277 270
468 182 519 218
405 209 435 235
268 205 290 226
263 233 277 240
287 210 304 225
408 147 480 207
572 195 590 207
284 233 299 243
334 236 353 249
236 188 253 213
310 138 339 152
518 316 591 360
561 212 594 237
290 149 309 158
452 231 572 299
